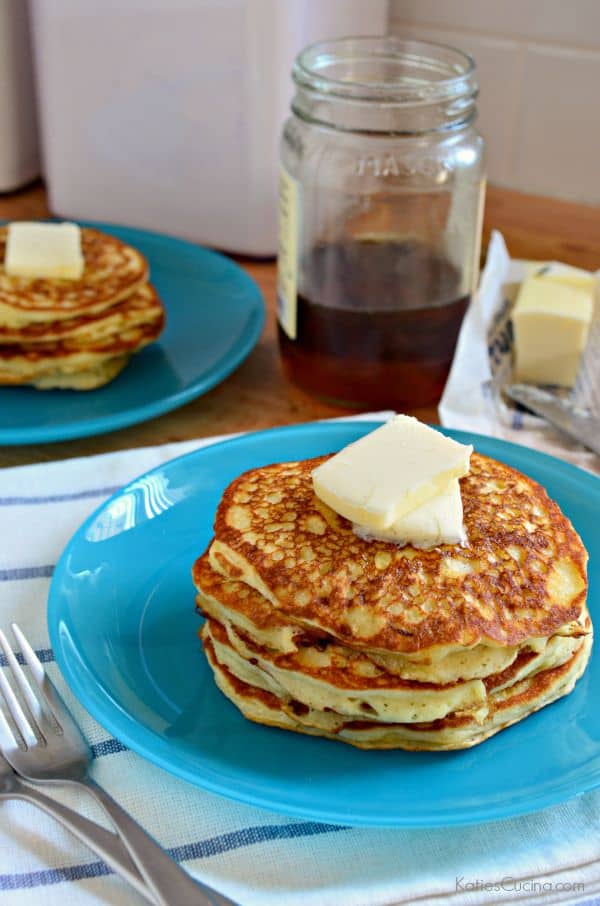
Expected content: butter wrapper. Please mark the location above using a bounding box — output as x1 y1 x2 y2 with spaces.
439 230 599 474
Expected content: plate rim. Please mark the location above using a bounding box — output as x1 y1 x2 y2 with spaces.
47 421 600 827
0 220 265 444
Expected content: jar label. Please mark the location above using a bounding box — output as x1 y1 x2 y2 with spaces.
277 165 299 339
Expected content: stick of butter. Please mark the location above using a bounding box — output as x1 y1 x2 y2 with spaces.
512 276 594 387
312 415 472 531
5 222 84 280
353 478 465 548
535 262 598 294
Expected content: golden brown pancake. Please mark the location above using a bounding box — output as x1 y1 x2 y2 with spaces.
209 453 588 654
194 553 586 687
0 311 163 389
203 621 592 750
0 227 148 327
30 356 132 390
203 609 585 723
0 283 163 345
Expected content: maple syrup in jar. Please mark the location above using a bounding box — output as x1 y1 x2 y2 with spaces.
277 37 485 408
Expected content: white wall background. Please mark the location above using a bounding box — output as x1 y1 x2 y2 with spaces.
389 0 600 203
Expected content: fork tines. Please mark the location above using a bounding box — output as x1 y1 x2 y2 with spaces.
0 625 59 750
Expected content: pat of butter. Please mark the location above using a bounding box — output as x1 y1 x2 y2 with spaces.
535 263 598 295
353 479 465 548
5 222 84 280
312 415 472 531
512 276 594 387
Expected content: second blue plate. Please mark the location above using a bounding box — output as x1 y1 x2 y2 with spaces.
0 222 264 444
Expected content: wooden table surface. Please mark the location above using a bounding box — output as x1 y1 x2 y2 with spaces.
1 182 599 468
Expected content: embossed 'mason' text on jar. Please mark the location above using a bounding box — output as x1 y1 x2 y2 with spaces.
277 37 486 408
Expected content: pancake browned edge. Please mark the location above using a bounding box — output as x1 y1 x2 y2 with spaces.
0 311 164 390
192 451 592 750
0 281 164 345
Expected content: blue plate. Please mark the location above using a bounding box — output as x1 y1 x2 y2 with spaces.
48 422 600 827
0 222 264 444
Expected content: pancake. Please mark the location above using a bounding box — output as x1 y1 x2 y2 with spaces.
0 312 163 389
193 554 586 686
202 610 584 724
31 355 131 390
209 453 588 654
0 227 148 327
0 283 163 345
203 625 592 750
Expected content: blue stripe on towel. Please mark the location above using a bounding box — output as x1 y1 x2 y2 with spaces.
0 822 347 890
170 821 347 862
0 862 113 889
0 647 54 668
0 565 54 582
90 738 128 758
0 487 120 506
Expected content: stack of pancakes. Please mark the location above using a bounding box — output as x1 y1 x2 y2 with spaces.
194 452 592 750
0 227 165 389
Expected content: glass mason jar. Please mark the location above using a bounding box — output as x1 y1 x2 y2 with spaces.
277 37 485 409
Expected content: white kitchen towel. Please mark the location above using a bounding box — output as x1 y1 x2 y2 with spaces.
0 417 598 906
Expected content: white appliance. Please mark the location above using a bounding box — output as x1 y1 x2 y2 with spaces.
30 0 388 254
0 0 40 192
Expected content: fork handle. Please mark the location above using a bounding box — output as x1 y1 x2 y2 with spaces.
69 777 237 906
3 784 154 903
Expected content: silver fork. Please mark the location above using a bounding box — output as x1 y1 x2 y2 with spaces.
0 752 152 902
0 624 237 906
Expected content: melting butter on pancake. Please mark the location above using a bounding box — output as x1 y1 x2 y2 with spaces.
0 227 148 327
